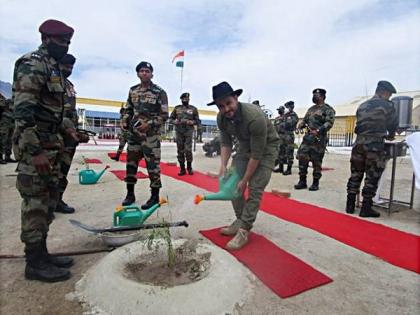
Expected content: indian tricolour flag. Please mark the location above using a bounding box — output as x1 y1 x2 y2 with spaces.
172 50 184 68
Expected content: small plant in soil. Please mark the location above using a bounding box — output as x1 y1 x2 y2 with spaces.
81 155 90 169
145 219 175 268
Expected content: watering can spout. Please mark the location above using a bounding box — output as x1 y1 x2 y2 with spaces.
94 165 110 181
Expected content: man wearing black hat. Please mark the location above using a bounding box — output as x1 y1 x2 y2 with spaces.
295 89 335 191
346 81 398 217
209 81 279 250
169 92 200 175
12 19 75 282
121 61 168 209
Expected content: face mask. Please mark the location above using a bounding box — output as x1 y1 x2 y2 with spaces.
312 96 318 104
46 41 69 60
62 69 72 78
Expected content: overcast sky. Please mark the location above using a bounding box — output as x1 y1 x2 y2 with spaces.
0 0 419 111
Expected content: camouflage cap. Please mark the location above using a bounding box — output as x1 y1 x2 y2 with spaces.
136 61 153 72
180 92 190 99
284 101 294 108
312 88 326 95
39 19 74 38
377 80 397 93
60 54 76 65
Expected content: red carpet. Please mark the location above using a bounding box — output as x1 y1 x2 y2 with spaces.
154 161 420 274
200 227 333 298
110 170 149 180
84 158 102 164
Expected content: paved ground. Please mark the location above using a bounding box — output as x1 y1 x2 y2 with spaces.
0 142 419 314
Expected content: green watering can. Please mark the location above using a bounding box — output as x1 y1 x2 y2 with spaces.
194 167 241 204
113 197 168 227
79 165 110 185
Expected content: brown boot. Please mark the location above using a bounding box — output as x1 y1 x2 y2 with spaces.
225 228 249 250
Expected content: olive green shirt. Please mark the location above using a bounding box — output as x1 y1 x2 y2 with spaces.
217 102 279 167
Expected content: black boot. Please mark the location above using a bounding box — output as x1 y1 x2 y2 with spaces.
55 194 75 214
178 162 186 176
187 162 194 175
359 198 380 218
346 193 356 214
0 155 6 165
273 164 284 173
122 184 136 206
141 188 159 210
111 151 121 161
24 243 70 282
294 176 307 189
42 239 74 268
283 164 292 176
4 154 17 163
309 179 320 191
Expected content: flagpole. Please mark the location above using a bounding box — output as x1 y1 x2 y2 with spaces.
180 65 183 93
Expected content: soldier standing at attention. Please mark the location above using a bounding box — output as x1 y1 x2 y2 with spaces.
282 101 299 175
111 105 129 161
273 105 286 173
121 61 168 208
294 89 335 191
169 92 200 175
0 98 17 164
56 54 88 214
209 82 279 250
346 81 398 218
12 19 74 282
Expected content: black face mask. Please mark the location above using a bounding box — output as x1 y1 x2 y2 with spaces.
46 42 69 60
62 69 72 78
312 96 318 104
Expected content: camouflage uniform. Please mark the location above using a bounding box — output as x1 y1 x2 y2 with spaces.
112 107 128 160
346 96 398 199
12 45 65 245
296 103 335 181
0 98 14 161
169 103 199 164
58 79 77 196
218 103 279 230
123 82 168 188
274 111 298 167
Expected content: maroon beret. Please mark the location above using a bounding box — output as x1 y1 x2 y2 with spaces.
39 19 74 37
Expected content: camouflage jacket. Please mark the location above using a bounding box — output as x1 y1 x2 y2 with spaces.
0 98 14 126
12 45 65 156
274 111 298 135
169 104 200 133
123 81 168 134
300 103 335 139
61 78 78 130
354 96 398 145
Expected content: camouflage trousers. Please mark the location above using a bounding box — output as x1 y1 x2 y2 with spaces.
296 141 326 179
117 131 128 153
346 143 386 199
231 154 275 230
58 146 76 194
176 131 193 163
16 148 61 245
0 124 13 156
125 134 161 188
278 133 295 165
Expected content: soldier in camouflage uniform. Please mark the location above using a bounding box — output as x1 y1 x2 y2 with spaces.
196 119 203 143
346 81 398 218
169 92 200 175
295 89 335 191
209 82 279 250
282 101 299 175
0 97 17 164
111 105 129 161
121 61 168 209
12 19 75 282
273 105 286 173
56 54 89 214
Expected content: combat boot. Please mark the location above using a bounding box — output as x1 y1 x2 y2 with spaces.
359 198 380 218
187 162 194 175
283 164 292 175
111 151 121 161
141 188 159 209
55 194 75 214
122 184 136 206
345 193 356 214
0 155 6 164
226 228 249 250
4 154 17 163
25 244 70 283
273 164 284 173
309 179 319 191
220 220 241 236
178 162 186 176
42 239 74 268
294 176 307 189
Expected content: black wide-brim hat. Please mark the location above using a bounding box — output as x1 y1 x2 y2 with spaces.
207 81 243 106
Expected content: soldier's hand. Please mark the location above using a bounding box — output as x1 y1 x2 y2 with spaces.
310 129 319 136
137 122 149 132
237 180 247 195
187 120 194 125
32 153 51 175
65 128 79 142
121 121 128 130
78 133 90 143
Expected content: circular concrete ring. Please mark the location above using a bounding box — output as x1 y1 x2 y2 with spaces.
75 239 254 315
